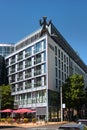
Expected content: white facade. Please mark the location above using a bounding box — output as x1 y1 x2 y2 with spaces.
5 23 87 121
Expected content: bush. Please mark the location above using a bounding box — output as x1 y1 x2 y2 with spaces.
32 118 36 123
16 118 20 123
1 118 6 122
23 118 28 123
7 118 13 123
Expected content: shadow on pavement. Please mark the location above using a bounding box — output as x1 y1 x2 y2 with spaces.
0 125 21 129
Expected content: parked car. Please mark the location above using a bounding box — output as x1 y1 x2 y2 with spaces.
58 123 87 130
77 119 87 125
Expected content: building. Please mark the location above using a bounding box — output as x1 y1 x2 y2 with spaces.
0 43 14 85
5 17 87 121
0 55 8 85
0 43 14 57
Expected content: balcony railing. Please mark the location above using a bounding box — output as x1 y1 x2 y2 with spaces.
10 69 15 73
17 66 23 71
25 52 31 57
17 55 23 61
10 59 15 64
34 69 41 76
25 62 31 68
25 83 32 89
25 73 31 78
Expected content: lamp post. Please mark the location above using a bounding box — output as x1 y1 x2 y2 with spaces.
0 88 2 119
60 86 63 122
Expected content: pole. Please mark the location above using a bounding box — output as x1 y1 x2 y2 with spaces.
60 86 63 122
0 88 1 119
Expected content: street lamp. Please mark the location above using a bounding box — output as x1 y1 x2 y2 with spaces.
0 88 2 119
60 86 63 122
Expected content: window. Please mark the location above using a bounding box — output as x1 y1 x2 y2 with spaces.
43 40 46 49
17 82 23 91
17 51 23 61
17 62 23 71
12 85 15 92
25 69 31 78
62 72 64 80
55 68 58 77
58 49 60 58
61 52 63 60
11 55 15 64
55 46 57 55
34 54 41 64
64 64 66 72
17 72 23 81
10 65 15 73
34 42 42 53
59 70 61 79
25 80 32 89
56 79 58 88
55 57 57 66
43 63 46 73
43 52 46 61
34 65 41 76
58 60 61 69
34 77 41 87
11 75 15 82
25 58 31 68
64 55 66 63
62 62 63 70
44 75 46 85
25 47 32 57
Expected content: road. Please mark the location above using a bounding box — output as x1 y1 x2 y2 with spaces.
0 124 59 130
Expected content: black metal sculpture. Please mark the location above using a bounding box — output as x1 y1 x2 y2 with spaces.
39 16 51 36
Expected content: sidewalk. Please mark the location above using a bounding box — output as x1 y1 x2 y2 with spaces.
0 121 68 128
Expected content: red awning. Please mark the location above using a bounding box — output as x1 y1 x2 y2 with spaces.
1 109 12 113
13 108 32 113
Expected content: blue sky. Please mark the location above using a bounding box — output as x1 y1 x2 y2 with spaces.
0 0 87 64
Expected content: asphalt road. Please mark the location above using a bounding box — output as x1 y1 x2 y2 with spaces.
0 124 59 130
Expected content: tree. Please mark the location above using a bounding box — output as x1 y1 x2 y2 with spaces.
0 84 14 109
62 74 85 119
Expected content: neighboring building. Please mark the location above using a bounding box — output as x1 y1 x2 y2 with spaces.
0 55 8 85
5 17 87 121
0 43 14 57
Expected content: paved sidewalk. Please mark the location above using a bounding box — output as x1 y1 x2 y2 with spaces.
0 121 67 128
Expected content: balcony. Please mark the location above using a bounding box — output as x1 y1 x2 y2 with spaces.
34 58 41 64
25 83 32 89
25 52 31 57
10 69 15 74
25 73 31 78
34 69 41 76
25 62 31 68
17 66 23 71
17 77 23 81
34 81 42 87
17 55 23 61
10 59 15 64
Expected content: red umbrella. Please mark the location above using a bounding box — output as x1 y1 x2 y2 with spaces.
1 109 12 113
13 108 32 113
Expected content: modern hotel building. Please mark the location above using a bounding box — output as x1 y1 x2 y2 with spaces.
5 17 87 121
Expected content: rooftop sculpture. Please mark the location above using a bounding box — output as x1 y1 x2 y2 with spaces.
39 16 51 36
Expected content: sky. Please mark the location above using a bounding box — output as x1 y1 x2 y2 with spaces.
0 0 87 64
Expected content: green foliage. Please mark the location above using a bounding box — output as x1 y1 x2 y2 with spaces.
7 118 13 123
62 74 85 110
0 84 14 109
32 118 36 123
0 118 6 122
23 118 28 123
